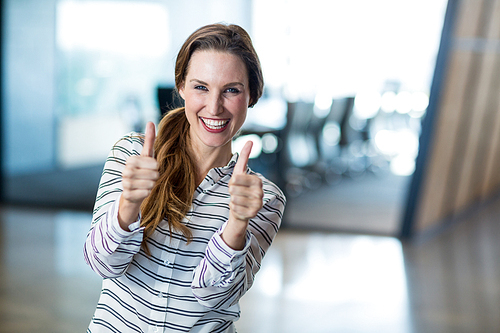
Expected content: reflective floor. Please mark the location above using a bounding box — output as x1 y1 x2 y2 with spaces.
1 196 500 332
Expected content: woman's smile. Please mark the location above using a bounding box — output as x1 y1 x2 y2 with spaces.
199 117 230 132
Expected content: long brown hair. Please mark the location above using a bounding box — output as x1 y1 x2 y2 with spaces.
139 23 264 253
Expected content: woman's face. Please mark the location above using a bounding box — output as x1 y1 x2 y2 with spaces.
179 50 250 153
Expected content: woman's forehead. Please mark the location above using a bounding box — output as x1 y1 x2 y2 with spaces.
186 50 249 84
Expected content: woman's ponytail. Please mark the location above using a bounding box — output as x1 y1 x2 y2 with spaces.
140 108 195 254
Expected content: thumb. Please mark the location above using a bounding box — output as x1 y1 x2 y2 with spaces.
141 122 156 157
233 141 253 175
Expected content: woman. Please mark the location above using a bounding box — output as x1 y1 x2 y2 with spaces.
84 23 286 332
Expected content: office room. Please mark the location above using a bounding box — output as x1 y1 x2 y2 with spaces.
1 0 500 332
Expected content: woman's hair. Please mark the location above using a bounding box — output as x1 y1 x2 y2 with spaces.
140 108 194 253
139 23 263 253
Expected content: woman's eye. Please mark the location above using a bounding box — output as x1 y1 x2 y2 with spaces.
195 85 208 91
225 87 240 94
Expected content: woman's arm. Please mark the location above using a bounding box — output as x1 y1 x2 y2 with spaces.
191 182 286 309
221 141 262 250
118 122 158 229
83 134 151 278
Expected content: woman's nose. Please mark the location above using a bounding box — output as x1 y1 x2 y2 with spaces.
207 93 223 115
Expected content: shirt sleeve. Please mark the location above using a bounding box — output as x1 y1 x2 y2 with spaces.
83 135 145 278
191 189 286 309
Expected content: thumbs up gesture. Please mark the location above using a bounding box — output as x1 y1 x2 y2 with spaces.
223 141 264 250
118 122 159 229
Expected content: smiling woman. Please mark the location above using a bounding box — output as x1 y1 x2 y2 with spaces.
84 23 286 333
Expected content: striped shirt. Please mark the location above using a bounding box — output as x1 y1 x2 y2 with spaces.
84 133 286 333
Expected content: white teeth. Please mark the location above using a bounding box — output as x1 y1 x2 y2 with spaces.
201 118 229 129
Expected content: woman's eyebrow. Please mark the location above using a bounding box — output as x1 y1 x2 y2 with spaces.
224 82 245 88
189 79 245 88
190 79 209 85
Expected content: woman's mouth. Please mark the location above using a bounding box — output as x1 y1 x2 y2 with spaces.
200 117 230 133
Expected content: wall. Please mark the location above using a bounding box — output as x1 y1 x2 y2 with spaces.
2 0 57 175
406 0 500 236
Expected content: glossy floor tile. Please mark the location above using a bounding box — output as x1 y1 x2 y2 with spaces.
1 196 499 332
237 232 410 333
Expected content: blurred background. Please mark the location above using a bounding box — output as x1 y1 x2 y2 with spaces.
2 0 445 234
2 0 500 332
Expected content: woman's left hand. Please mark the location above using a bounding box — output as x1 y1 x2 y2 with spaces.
223 141 263 250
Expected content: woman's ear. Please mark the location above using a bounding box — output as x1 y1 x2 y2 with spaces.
178 84 185 100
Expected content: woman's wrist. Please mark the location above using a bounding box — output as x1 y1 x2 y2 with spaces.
220 214 248 251
117 195 142 231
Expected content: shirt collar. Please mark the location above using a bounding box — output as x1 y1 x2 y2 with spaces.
200 153 239 188
226 153 238 169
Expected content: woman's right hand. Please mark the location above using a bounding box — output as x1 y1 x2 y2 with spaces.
118 122 159 230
